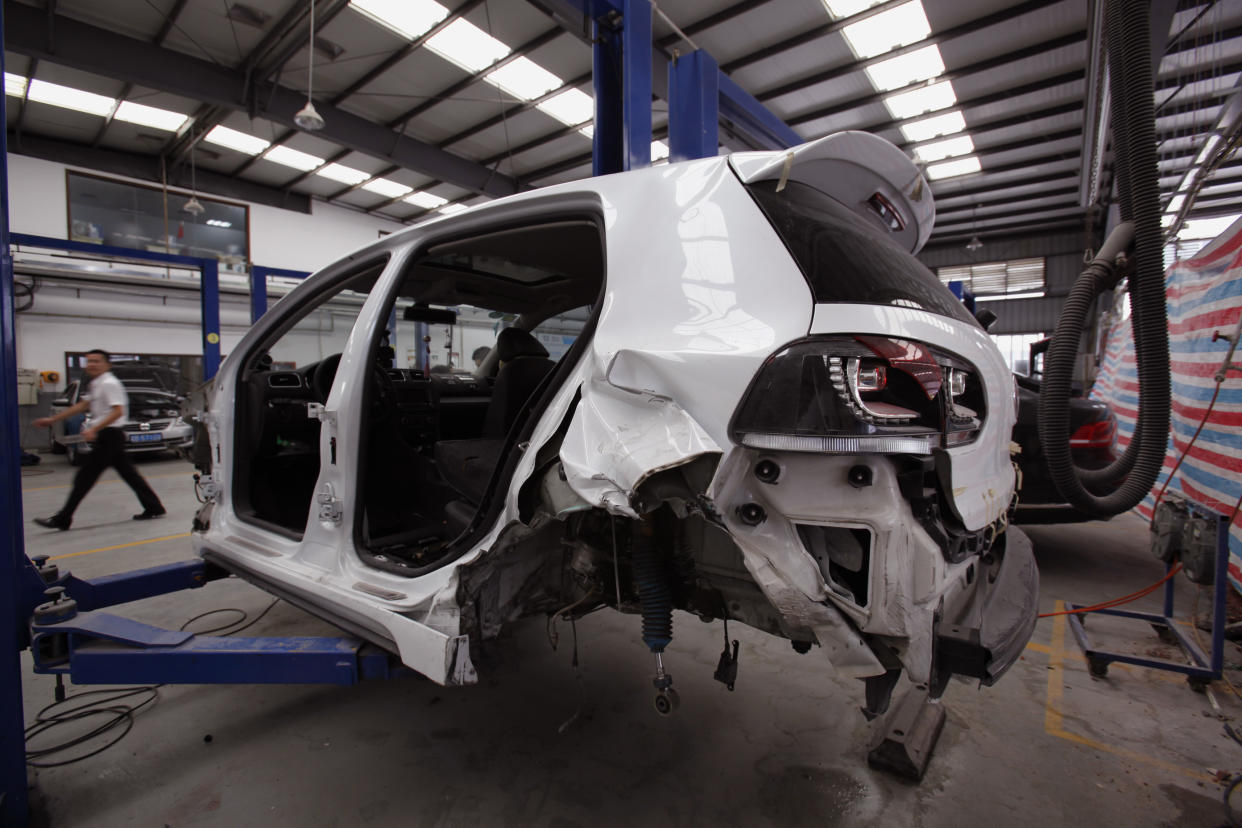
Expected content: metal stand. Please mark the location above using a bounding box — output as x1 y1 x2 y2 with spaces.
1063 508 1228 691
866 687 947 781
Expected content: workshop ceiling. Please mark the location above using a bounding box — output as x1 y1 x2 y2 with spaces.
4 0 1240 244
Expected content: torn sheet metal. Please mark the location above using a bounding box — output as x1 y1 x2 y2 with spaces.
560 354 721 516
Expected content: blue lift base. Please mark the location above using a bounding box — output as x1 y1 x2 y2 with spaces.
1062 506 1228 689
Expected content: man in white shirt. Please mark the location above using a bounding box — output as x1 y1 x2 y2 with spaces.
32 349 165 530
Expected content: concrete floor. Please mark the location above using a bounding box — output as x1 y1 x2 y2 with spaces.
15 453 1241 826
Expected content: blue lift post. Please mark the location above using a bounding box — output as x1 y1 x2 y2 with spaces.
9 234 225 380
591 0 652 175
0 4 32 821
1064 503 1230 687
249 264 310 324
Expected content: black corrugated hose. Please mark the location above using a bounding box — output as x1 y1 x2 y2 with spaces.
1037 0 1171 517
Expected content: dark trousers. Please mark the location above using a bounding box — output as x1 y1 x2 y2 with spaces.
60 427 163 519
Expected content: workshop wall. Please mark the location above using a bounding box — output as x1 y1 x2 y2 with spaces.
6 154 404 272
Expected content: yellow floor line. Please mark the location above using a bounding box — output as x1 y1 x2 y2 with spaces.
1042 602 1211 782
22 471 191 493
49 532 192 561
1026 641 1051 655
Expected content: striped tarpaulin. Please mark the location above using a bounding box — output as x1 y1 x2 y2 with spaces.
1089 222 1242 586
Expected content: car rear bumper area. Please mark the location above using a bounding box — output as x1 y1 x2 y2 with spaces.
933 526 1039 693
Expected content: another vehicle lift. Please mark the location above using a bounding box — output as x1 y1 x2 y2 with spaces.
0 3 864 823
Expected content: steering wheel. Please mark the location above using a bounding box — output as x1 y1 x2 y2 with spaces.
311 353 342 403
310 353 395 423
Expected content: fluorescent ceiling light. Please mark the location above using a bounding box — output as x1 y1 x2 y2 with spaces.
883 80 956 120
206 219 233 228
350 0 447 40
1194 134 1222 165
1179 214 1240 240
651 140 670 161
925 155 981 180
900 110 965 143
865 45 945 92
204 125 270 155
27 79 115 116
263 145 325 171
426 18 510 73
579 125 595 139
5 73 27 97
405 191 447 209
1165 194 1186 214
484 57 562 101
113 101 189 132
316 163 371 185
362 178 414 199
439 203 469 215
1001 290 1045 300
1162 212 1176 228
841 1 931 59
1177 170 1198 192
914 134 973 163
538 88 594 126
822 0 886 17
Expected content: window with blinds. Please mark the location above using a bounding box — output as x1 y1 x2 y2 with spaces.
937 257 1045 297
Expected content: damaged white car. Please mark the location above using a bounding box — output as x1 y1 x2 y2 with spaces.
189 131 1037 718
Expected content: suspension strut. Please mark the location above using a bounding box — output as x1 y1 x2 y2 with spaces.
631 522 679 714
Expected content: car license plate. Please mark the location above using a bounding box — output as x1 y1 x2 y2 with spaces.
129 433 161 443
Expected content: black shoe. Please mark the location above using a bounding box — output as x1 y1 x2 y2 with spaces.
34 514 71 530
132 509 167 521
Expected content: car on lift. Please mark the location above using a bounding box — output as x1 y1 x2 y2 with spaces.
50 370 193 465
1011 338 1120 522
187 132 1037 719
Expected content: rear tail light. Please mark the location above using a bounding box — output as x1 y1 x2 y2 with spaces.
1069 417 1117 449
731 335 986 455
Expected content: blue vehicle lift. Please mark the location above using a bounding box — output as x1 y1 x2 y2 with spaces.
0 1 805 822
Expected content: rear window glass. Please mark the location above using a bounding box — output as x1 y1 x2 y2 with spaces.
747 180 978 326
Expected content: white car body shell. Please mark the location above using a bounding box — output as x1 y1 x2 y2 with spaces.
193 133 1019 687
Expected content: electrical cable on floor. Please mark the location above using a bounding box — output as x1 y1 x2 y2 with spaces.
25 598 281 766
1038 564 1183 618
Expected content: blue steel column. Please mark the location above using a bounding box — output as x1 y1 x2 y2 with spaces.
201 259 221 379
249 266 268 324
621 0 652 170
668 50 719 162
0 2 32 821
592 17 623 176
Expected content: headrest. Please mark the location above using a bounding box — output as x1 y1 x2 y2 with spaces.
496 327 549 361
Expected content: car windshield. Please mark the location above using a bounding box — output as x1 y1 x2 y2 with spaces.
747 179 979 326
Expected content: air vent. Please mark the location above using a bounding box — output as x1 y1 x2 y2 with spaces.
387 370 405 381
267 372 302 388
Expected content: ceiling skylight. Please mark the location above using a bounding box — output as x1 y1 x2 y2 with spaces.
1177 169 1199 192
26 79 116 116
900 110 965 143
484 57 563 101
426 19 510 73
1194 134 1222 165
113 101 189 132
883 80 956 120
841 1 931 59
4 73 27 97
579 125 595 139
204 125 271 155
865 45 945 92
405 191 448 209
822 0 887 17
316 163 371 185
362 178 414 199
538 88 594 126
914 134 973 163
925 155 981 180
350 0 448 40
439 203 469 215
1165 194 1186 214
651 141 670 161
263 145 325 171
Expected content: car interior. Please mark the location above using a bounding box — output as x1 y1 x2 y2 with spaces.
232 218 605 572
